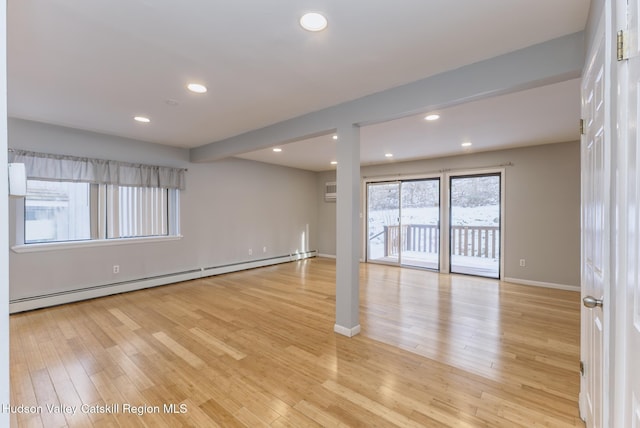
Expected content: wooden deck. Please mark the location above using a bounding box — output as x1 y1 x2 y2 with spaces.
10 258 583 427
370 253 499 278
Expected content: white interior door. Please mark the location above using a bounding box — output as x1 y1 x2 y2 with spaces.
620 0 640 424
580 11 608 428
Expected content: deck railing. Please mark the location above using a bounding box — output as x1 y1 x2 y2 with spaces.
450 225 500 258
383 224 439 257
381 224 499 258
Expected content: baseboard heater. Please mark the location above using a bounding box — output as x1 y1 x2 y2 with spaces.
9 250 317 314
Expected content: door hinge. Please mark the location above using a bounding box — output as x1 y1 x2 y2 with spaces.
617 30 628 61
580 360 585 376
580 119 585 135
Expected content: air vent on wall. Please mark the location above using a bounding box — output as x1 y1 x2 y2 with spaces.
8 163 26 197
325 181 336 202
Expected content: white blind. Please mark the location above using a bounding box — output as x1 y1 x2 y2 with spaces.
106 185 168 238
10 150 186 190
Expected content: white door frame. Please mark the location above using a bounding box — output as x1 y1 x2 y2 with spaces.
0 0 9 423
613 0 640 425
614 2 628 426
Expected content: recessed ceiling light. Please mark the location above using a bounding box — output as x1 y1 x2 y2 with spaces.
425 114 440 121
134 116 150 123
330 161 338 165
273 148 282 152
385 153 393 158
300 12 328 32
187 83 207 94
461 142 472 147
332 135 338 140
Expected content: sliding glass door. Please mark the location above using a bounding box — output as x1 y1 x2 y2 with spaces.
449 174 501 278
400 180 440 269
367 179 440 270
367 182 400 264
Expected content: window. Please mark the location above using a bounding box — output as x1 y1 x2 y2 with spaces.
106 185 169 239
23 181 180 245
12 150 185 247
25 180 92 243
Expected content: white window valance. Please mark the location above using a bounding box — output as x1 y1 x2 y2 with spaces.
10 150 186 190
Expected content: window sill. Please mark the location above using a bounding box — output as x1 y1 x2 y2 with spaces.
11 235 183 253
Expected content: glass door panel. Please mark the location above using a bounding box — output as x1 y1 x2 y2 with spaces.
449 174 501 278
400 179 440 270
367 182 400 264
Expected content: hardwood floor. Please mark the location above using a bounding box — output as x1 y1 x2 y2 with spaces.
9 258 584 427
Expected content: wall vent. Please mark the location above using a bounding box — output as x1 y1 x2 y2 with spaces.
325 181 336 201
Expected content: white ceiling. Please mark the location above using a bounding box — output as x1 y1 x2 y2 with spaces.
8 1 589 169
236 78 581 171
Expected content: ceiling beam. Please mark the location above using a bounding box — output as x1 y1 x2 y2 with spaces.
190 31 584 163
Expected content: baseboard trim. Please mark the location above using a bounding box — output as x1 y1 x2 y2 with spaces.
502 277 580 292
317 253 336 259
316 254 365 263
10 251 317 314
334 324 361 337
201 251 317 277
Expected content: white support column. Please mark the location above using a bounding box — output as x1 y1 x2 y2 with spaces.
334 124 361 337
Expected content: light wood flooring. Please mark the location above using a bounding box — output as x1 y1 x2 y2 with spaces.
10 257 584 427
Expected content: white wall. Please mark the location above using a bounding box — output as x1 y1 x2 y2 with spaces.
8 118 318 302
317 141 581 288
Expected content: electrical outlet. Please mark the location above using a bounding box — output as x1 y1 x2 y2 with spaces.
263 246 267 253
248 248 253 256
519 259 526 267
113 265 120 274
